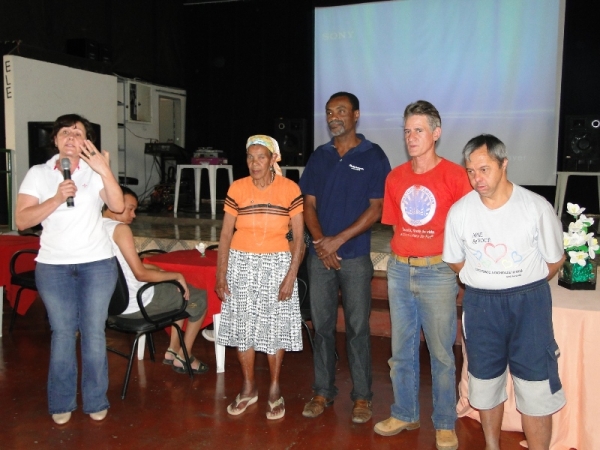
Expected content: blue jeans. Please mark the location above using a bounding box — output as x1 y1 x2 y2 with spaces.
387 258 457 430
307 254 373 401
36 258 117 415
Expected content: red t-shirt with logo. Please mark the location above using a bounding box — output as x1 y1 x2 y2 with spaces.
382 158 472 257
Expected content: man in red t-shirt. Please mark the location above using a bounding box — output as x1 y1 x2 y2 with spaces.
374 101 471 450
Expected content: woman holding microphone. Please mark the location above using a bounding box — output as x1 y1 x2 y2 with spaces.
16 114 123 425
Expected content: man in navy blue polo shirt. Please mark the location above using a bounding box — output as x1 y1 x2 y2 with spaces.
300 92 391 423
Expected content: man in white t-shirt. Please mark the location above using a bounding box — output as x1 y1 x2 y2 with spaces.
443 134 566 450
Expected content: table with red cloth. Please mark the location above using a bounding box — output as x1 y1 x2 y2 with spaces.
142 249 221 329
457 276 600 450
0 235 41 335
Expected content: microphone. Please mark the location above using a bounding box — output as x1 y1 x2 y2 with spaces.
60 158 75 207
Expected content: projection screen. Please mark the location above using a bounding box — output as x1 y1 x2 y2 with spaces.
314 0 565 185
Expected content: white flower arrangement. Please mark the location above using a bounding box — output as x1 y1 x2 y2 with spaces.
563 203 598 266
195 242 206 257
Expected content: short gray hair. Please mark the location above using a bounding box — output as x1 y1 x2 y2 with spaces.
403 100 441 131
462 134 507 166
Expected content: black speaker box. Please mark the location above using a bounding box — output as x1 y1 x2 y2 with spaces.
66 39 99 61
65 39 111 63
273 118 307 166
563 115 600 172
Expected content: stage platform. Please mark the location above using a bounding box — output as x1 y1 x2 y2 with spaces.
130 210 394 271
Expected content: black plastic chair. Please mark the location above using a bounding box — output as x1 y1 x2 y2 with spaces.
9 249 39 332
137 249 167 259
106 260 193 399
133 249 167 356
297 277 315 352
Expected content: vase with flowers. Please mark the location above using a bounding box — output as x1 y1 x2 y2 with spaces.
559 203 598 290
195 242 206 257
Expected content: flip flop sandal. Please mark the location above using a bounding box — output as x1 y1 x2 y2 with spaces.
172 355 209 374
227 394 259 416
162 348 178 366
266 397 285 420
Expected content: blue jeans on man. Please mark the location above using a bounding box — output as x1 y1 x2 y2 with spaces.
36 258 117 415
307 254 374 401
387 258 457 430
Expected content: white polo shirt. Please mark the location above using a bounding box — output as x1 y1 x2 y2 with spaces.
18 154 114 264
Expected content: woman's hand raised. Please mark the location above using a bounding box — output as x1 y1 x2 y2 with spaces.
79 140 112 177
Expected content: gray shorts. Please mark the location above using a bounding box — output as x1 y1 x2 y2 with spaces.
120 284 207 323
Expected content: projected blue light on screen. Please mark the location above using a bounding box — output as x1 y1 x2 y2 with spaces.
314 0 564 185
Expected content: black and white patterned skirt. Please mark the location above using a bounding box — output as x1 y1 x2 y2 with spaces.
217 249 303 353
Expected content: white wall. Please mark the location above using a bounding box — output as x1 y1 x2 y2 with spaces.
117 78 186 198
3 55 118 228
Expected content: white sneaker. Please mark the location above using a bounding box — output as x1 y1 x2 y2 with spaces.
202 328 215 342
52 412 71 425
89 409 108 421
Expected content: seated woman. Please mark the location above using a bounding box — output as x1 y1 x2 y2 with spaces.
216 135 304 420
102 186 209 374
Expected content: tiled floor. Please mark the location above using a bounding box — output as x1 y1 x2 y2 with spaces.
0 298 529 450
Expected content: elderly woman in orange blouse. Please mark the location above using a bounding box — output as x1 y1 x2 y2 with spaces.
215 135 304 420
